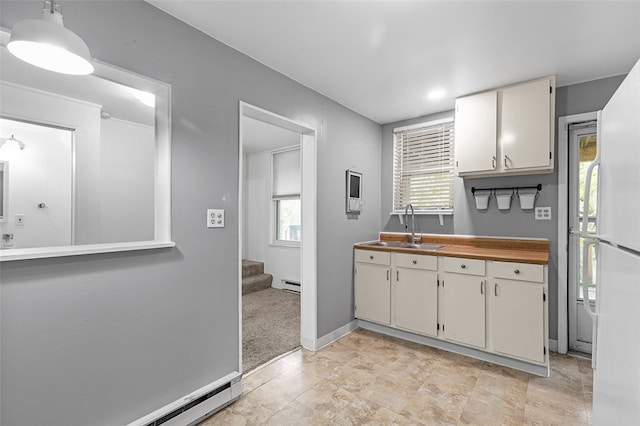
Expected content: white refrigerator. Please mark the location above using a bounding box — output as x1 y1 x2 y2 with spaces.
582 57 640 424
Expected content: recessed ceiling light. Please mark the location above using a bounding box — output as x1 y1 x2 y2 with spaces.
427 89 446 101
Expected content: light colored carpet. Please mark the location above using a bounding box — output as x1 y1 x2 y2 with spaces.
242 287 300 373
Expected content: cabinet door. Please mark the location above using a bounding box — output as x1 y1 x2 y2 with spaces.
491 279 545 363
442 273 486 348
501 78 552 171
454 91 497 174
355 263 390 325
394 267 438 336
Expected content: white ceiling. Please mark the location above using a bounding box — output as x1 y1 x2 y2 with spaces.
243 116 300 154
148 1 640 124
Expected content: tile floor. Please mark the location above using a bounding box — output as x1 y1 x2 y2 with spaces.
200 328 592 425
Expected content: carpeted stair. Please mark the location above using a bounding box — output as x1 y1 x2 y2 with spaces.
242 259 273 295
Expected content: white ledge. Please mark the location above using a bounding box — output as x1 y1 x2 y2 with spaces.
0 241 176 262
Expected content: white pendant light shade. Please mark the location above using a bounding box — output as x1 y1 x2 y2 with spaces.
8 2 93 76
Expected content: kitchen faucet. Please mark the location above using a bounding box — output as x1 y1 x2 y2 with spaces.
404 204 421 244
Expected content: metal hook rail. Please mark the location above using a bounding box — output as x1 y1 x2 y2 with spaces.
471 183 542 196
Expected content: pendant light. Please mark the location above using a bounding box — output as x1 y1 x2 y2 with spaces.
0 135 26 151
7 0 94 75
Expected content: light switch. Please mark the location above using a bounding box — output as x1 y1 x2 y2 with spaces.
535 207 551 221
207 209 224 228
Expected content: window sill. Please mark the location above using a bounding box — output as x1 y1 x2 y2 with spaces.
390 210 453 226
269 241 301 249
0 240 176 262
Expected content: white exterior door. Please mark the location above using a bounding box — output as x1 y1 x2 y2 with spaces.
568 122 598 354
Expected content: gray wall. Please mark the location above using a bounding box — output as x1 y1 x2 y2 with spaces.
0 2 381 425
381 75 625 342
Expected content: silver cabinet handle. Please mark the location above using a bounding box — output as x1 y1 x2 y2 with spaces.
480 281 484 294
412 259 417 265
387 270 390 281
492 156 496 169
504 155 508 168
397 270 399 281
494 283 498 296
370 255 374 260
514 269 520 275
460 264 466 269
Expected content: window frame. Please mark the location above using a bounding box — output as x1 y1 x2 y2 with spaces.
391 117 455 216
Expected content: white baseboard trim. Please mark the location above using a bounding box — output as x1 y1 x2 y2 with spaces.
549 339 559 352
127 371 241 426
301 336 316 351
314 320 359 351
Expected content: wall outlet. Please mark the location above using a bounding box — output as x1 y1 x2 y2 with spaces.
535 207 551 221
15 214 25 226
207 209 224 228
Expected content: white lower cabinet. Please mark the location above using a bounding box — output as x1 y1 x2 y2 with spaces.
442 274 486 348
354 250 391 325
354 249 548 369
441 256 487 348
392 253 438 336
490 262 546 363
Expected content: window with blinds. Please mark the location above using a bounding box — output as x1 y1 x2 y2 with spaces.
392 118 455 213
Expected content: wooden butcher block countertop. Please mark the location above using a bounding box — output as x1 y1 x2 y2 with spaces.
353 232 549 265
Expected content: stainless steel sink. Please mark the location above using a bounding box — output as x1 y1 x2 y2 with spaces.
363 241 447 250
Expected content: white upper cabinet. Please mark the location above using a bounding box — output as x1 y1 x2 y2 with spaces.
455 76 555 178
454 91 497 174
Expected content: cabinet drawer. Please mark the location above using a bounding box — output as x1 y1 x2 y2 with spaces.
355 249 391 266
493 261 544 283
442 257 486 276
393 252 437 271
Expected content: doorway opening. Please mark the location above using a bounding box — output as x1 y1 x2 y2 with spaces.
557 112 598 355
0 117 74 249
238 103 317 374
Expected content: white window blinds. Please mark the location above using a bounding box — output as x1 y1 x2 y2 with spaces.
393 119 455 212
272 148 300 198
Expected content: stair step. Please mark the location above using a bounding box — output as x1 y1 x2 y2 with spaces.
242 259 264 278
243 273 273 295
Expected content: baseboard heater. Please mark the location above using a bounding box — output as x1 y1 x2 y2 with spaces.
282 279 301 293
128 372 242 426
